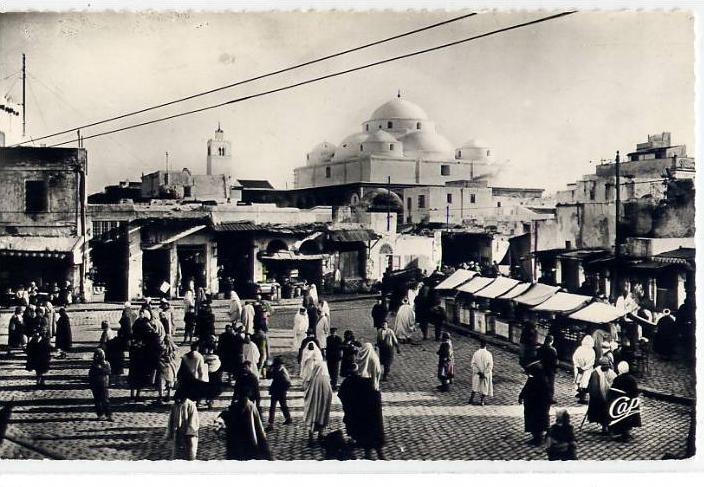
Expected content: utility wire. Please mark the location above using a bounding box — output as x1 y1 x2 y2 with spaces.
47 11 577 148
21 11 479 146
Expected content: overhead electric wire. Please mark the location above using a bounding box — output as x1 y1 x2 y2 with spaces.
47 11 577 148
20 11 479 146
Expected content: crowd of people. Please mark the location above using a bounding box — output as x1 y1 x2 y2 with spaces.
0 274 672 462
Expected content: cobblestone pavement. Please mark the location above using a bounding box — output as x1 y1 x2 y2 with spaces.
0 300 694 461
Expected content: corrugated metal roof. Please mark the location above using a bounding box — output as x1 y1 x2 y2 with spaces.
213 221 260 232
260 251 328 261
434 269 477 290
653 247 695 264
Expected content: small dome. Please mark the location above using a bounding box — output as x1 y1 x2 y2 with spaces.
306 141 337 166
333 132 369 163
369 97 428 121
365 129 398 143
400 131 454 159
460 138 489 149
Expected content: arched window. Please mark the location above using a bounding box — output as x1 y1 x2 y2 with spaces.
389 143 394 151
416 122 422 130
360 144 364 152
379 243 393 255
207 146 211 156
387 121 393 129
365 124 369 132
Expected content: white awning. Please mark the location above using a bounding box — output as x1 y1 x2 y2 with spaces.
457 276 495 295
496 282 532 300
567 302 627 324
474 276 523 299
512 283 561 306
434 269 477 290
531 292 592 313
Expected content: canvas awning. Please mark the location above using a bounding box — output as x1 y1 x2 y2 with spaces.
531 292 592 313
434 269 477 291
260 251 328 261
474 276 522 299
143 225 207 251
567 302 627 324
0 236 85 264
457 276 495 295
495 281 532 300
512 283 560 306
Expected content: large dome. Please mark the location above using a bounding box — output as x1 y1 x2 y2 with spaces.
369 97 429 121
400 130 454 159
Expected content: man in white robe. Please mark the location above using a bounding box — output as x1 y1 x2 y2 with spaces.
393 299 416 343
469 341 494 405
292 307 309 352
228 292 242 324
572 335 595 404
242 337 261 379
241 301 255 336
315 312 330 352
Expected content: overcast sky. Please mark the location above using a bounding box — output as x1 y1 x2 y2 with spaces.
0 10 695 194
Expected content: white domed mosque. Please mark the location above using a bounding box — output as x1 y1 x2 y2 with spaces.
294 92 498 202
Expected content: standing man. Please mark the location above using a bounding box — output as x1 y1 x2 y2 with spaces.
428 299 447 342
325 327 343 391
608 361 641 442
159 299 175 336
266 356 292 431
166 390 199 460
469 340 494 406
292 307 309 353
572 335 595 404
315 306 331 354
537 335 558 404
371 297 388 329
393 298 416 344
414 286 430 340
376 321 401 382
586 357 617 435
518 361 551 446
241 300 255 336
253 294 271 335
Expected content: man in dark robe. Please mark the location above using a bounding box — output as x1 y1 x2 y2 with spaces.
325 328 343 391
654 309 677 358
519 322 539 368
371 298 388 329
253 295 271 334
196 303 215 342
415 287 430 340
219 396 272 460
340 331 361 379
607 361 641 442
518 361 551 446
232 361 261 413
217 324 239 382
306 303 319 335
537 335 558 404
337 364 386 460
427 300 447 342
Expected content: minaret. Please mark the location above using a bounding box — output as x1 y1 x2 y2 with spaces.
206 123 232 176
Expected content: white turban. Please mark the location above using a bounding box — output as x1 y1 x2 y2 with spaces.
617 361 630 374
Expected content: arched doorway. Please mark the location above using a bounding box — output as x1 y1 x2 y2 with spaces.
379 243 395 273
266 239 288 254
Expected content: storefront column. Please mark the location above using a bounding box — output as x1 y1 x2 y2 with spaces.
168 245 178 298
676 272 686 309
555 259 562 286
577 262 586 289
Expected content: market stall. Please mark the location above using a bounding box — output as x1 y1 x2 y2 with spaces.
530 292 593 358
455 276 495 332
472 277 522 336
508 283 561 343
434 269 478 324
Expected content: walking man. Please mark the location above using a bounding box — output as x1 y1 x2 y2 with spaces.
537 335 558 404
376 321 401 382
371 297 388 329
469 340 493 405
266 357 292 431
325 327 343 391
